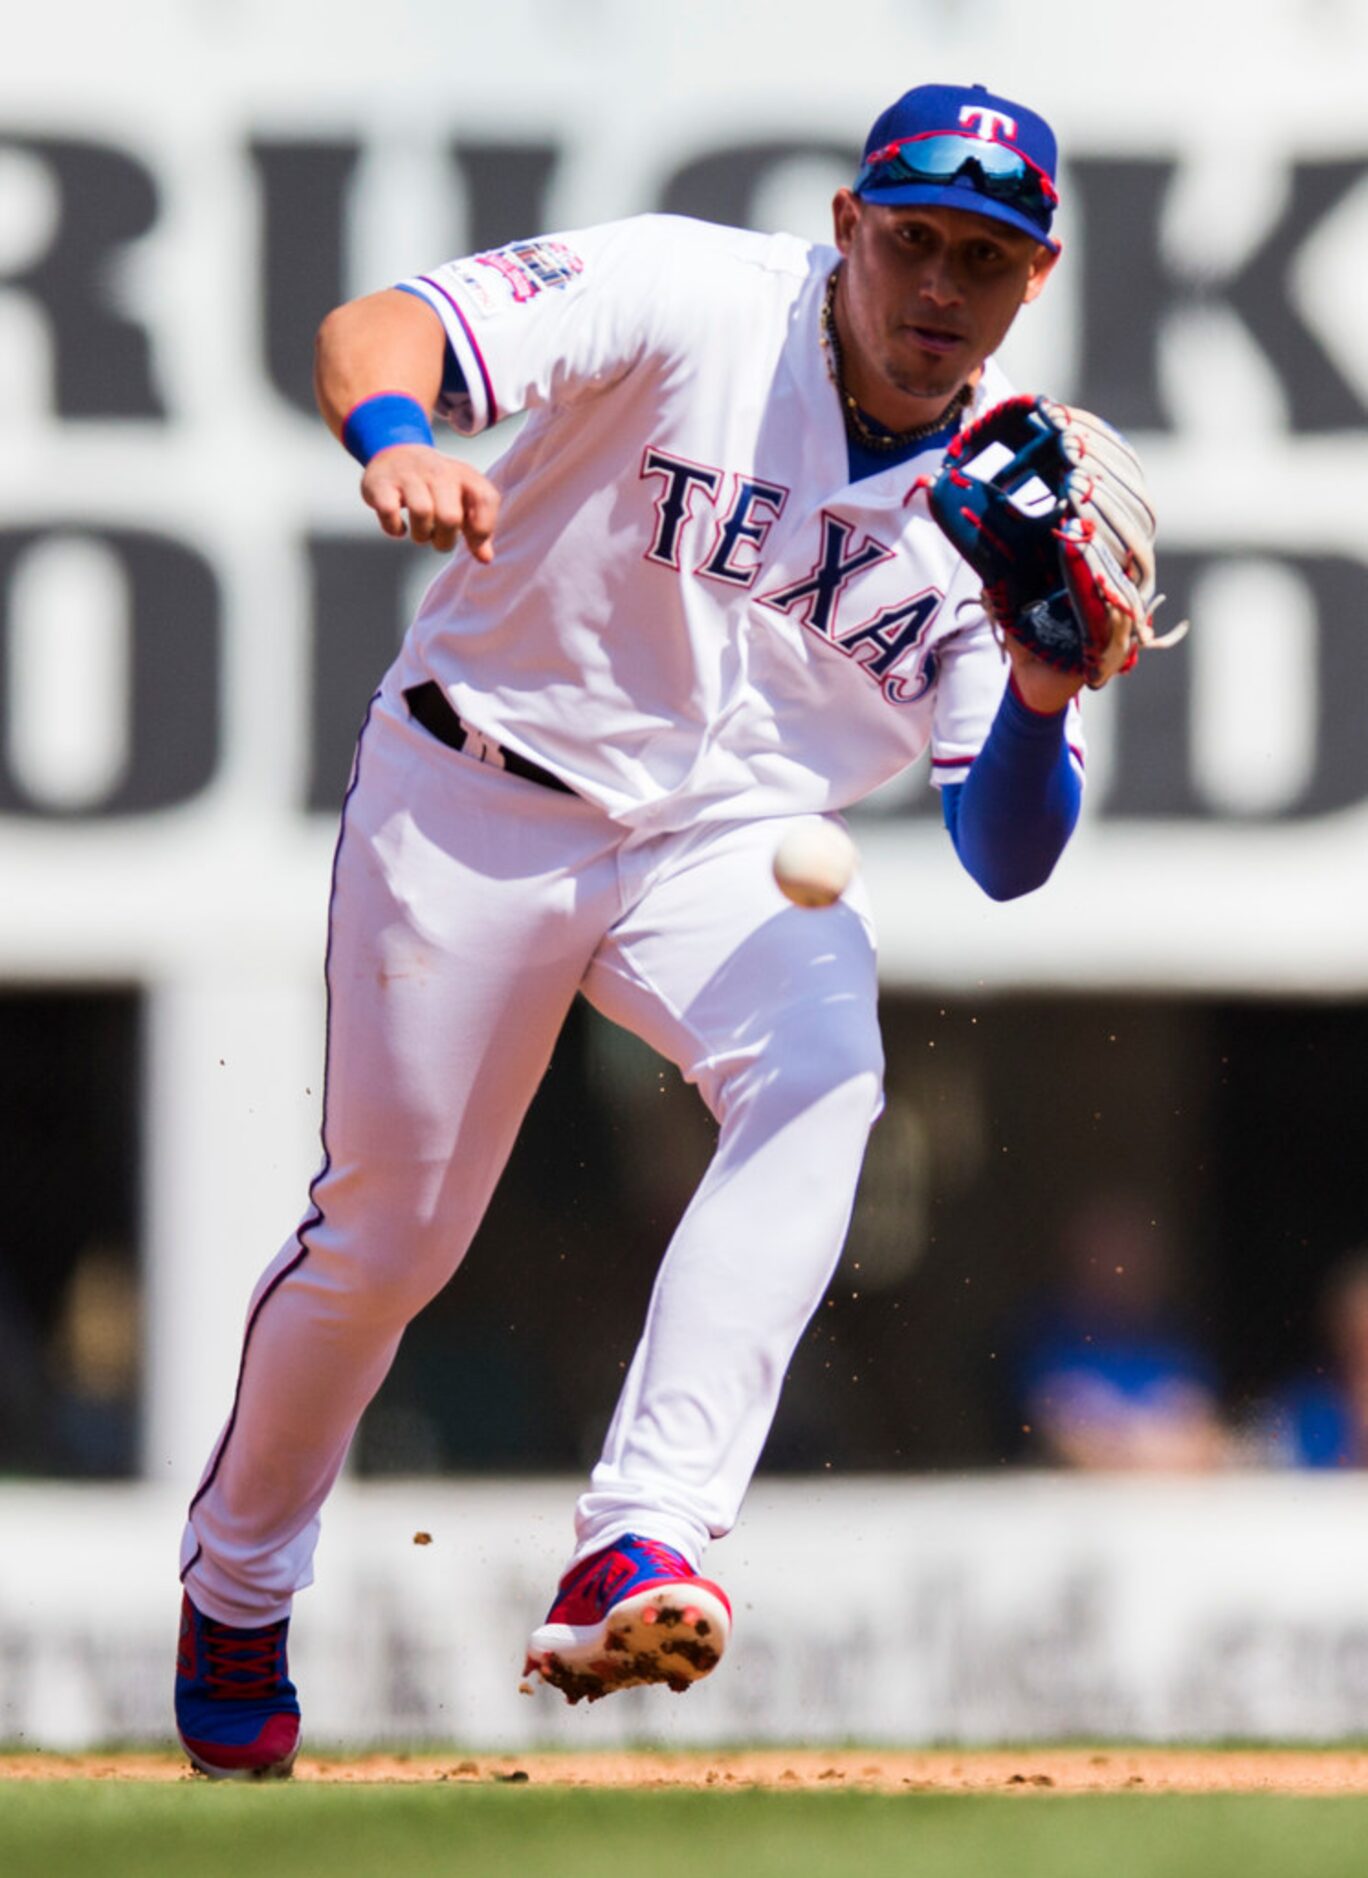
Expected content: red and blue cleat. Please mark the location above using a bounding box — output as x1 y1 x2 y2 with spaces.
175 1591 301 1779
524 1534 732 1704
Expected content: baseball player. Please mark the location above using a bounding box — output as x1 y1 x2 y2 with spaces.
174 81 1162 1776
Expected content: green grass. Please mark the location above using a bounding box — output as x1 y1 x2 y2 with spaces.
6 1787 1368 1878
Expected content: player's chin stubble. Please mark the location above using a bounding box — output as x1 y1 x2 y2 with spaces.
882 354 965 404
878 328 972 404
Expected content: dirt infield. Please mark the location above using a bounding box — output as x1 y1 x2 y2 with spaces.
6 1748 1368 1793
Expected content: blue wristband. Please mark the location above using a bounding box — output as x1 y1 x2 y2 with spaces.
341 392 434 466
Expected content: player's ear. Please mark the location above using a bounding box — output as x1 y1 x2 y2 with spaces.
831 188 861 256
1022 243 1059 304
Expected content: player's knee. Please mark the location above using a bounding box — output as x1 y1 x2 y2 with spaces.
314 1252 443 1329
788 1051 884 1134
302 1205 461 1328
788 1003 883 1101
719 1018 884 1132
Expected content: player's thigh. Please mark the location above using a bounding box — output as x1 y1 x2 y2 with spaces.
323 697 623 1179
582 817 884 1120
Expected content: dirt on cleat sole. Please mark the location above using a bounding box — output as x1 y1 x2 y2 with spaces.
532 1599 723 1702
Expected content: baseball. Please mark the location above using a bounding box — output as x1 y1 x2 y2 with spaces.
772 820 858 908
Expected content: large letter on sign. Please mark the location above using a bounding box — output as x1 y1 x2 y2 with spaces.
0 134 165 417
0 527 220 815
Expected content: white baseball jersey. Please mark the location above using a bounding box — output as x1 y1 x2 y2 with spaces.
397 214 1081 833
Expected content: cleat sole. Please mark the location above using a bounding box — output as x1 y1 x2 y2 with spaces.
180 1740 300 1781
527 1581 730 1704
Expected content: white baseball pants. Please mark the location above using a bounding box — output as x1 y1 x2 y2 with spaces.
182 680 884 1626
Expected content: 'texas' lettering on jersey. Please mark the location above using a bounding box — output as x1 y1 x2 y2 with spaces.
639 447 942 706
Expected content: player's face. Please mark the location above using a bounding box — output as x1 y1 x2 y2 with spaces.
831 192 1056 424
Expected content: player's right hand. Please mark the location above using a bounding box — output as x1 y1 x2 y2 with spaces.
360 446 500 561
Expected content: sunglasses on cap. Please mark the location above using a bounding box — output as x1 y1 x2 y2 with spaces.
855 131 1058 233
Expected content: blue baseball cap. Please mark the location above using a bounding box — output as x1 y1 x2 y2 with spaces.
855 82 1060 251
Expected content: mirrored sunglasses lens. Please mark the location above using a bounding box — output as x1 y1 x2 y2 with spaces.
908 135 1027 180
862 135 1053 224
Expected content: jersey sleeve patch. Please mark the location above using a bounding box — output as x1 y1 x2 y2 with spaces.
467 239 586 310
396 238 591 434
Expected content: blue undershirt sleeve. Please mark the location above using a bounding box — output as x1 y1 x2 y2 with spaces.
393 281 469 401
940 680 1083 901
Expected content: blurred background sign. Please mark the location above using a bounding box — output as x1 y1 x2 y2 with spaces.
3 0 1368 985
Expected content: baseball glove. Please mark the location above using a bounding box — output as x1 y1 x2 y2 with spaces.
926 395 1179 688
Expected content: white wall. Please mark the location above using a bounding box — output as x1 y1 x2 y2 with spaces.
5 1475 1368 1748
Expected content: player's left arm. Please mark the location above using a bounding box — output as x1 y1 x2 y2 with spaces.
940 652 1083 901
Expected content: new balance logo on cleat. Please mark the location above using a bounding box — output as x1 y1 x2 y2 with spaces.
524 1535 732 1704
174 1592 301 1779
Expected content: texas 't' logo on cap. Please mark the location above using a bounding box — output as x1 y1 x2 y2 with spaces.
958 104 1018 142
